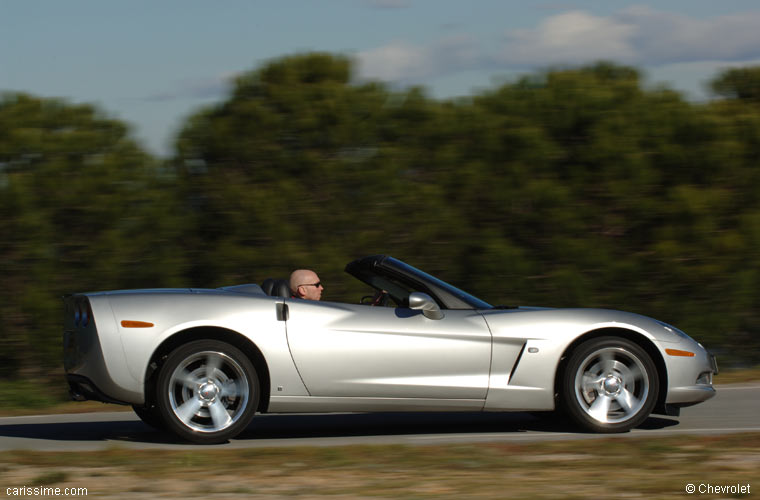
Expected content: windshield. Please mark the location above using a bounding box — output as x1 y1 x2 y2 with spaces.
387 258 493 310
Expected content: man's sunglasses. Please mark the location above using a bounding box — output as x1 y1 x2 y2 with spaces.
299 282 322 288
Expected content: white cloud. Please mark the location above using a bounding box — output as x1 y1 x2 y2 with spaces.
358 42 428 81
618 6 760 63
356 6 760 85
358 35 480 82
501 11 638 66
499 6 760 67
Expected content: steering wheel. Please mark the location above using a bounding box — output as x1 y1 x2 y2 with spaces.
361 290 389 306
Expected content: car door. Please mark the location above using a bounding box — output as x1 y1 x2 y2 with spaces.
284 299 492 400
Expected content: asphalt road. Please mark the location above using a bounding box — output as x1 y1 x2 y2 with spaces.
1 383 758 451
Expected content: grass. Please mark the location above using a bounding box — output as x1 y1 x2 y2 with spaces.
714 365 760 384
31 470 69 486
0 377 131 416
0 398 131 417
0 434 758 498
0 379 66 411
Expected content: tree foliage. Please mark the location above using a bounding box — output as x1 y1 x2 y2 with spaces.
710 67 760 102
1 56 759 388
0 93 186 378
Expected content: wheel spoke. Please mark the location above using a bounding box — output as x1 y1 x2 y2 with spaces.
220 380 240 398
205 354 222 380
582 373 604 391
175 397 202 424
208 400 232 429
177 370 200 390
621 363 643 385
588 394 613 422
616 388 640 415
598 351 615 374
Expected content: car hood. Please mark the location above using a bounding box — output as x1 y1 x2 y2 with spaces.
478 306 691 344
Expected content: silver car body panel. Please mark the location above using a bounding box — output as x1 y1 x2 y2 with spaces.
284 300 491 401
479 307 715 410
65 289 309 405
64 258 716 416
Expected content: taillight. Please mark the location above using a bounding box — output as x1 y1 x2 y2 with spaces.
73 299 94 328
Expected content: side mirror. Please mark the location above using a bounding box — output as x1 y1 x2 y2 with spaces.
408 292 444 320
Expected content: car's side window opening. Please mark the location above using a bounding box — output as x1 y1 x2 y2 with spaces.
346 255 465 309
357 272 445 309
359 274 410 307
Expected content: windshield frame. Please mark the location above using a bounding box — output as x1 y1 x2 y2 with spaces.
345 255 493 310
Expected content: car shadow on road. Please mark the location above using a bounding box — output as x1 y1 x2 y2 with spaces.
235 411 680 440
0 418 175 445
0 411 680 446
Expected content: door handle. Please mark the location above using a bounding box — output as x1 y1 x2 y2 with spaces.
276 303 289 321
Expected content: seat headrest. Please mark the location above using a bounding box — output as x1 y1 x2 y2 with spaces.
261 278 276 296
272 279 292 298
262 278 293 298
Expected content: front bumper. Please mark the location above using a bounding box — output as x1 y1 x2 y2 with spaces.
664 345 718 405
666 384 716 405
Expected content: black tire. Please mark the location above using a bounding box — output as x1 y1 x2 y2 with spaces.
132 404 166 430
560 336 658 433
156 339 259 444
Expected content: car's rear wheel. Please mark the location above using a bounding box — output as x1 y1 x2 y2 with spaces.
561 336 658 433
156 340 259 444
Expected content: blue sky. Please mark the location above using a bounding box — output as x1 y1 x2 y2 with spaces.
3 0 760 156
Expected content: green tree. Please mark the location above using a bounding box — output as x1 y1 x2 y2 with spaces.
0 93 185 380
174 54 460 291
710 66 760 102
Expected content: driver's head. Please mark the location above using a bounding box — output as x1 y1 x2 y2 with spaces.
289 269 323 300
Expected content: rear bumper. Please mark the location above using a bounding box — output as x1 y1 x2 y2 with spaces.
66 374 129 405
63 297 143 405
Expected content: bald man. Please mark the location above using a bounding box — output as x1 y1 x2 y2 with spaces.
289 269 324 300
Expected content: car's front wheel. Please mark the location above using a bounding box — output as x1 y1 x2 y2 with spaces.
561 336 658 433
156 340 259 444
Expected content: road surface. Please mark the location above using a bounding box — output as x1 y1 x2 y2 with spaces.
0 383 758 451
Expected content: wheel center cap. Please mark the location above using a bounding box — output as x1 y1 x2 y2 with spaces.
199 381 219 401
603 376 621 394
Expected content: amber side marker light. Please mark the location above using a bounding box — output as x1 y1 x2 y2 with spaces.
121 320 154 328
666 348 695 357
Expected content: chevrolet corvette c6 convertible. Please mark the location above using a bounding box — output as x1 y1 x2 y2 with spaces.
63 255 717 443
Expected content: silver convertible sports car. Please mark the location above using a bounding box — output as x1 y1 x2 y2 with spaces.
64 255 717 444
